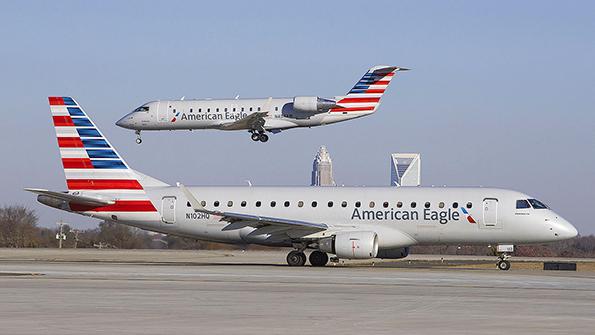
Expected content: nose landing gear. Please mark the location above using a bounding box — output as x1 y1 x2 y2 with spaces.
497 253 511 271
135 130 142 144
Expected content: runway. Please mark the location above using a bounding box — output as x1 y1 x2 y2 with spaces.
1 250 594 334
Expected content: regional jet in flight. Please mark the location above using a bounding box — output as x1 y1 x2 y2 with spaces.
28 97 578 269
116 65 406 143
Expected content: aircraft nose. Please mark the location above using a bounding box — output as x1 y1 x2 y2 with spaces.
555 217 578 240
116 114 133 129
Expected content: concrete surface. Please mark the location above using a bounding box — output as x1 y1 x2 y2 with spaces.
1 249 594 334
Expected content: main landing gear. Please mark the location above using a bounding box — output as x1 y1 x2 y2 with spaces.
497 253 511 271
286 250 329 267
249 130 268 143
135 130 142 144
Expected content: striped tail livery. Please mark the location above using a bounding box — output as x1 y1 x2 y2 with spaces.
331 65 407 114
26 97 165 221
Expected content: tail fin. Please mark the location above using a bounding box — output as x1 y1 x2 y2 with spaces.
331 65 407 114
49 96 143 192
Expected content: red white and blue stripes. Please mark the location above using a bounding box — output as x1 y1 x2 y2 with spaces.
49 97 157 213
330 65 398 114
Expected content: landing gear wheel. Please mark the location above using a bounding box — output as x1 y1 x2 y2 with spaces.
251 133 260 141
497 260 511 271
287 251 307 266
309 251 329 267
259 133 269 142
135 130 142 144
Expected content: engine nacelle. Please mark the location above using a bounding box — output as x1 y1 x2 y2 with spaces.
376 247 410 259
319 231 379 259
293 96 337 113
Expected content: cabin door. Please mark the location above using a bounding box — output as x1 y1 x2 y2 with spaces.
481 198 500 229
157 101 169 122
161 196 176 224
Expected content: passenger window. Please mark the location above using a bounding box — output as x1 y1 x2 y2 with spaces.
207 108 210 112
257 107 261 111
241 201 247 207
270 201 276 207
328 201 333 207
298 201 304 208
528 199 548 209
411 202 417 208
249 107 253 111
396 201 403 208
190 108 193 113
241 107 244 112
200 200 206 207
216 108 219 112
466 202 473 209
341 201 347 208
312 201 318 208
199 108 202 113
214 201 220 207
452 202 458 208
227 201 233 207
233 108 236 112
424 202 431 208
275 107 279 111
224 108 228 112
284 201 290 207
369 201 375 208
383 201 389 208
255 201 261 207
439 202 445 208
355 201 361 208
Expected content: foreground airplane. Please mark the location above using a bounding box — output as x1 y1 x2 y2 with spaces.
116 65 406 143
28 97 578 269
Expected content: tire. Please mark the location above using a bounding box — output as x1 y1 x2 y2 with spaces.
259 134 269 142
497 260 511 271
251 133 260 141
135 138 142 144
287 251 307 266
309 251 329 267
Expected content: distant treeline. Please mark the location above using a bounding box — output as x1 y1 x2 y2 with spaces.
2 205 594 257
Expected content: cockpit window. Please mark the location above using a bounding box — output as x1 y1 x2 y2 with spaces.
516 199 531 209
134 106 150 113
528 199 548 209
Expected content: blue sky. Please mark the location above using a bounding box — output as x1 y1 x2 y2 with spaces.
1 1 594 233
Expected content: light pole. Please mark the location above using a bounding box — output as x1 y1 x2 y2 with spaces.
55 221 67 249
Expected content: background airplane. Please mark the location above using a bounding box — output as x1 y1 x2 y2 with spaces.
116 65 407 143
28 97 578 269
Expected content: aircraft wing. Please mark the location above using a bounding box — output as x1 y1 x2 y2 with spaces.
179 184 327 233
24 188 115 206
220 111 268 131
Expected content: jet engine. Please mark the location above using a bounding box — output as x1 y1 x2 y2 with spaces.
376 247 410 259
318 231 379 259
292 96 337 113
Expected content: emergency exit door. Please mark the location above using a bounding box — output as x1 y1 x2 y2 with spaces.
161 196 176 224
481 198 500 229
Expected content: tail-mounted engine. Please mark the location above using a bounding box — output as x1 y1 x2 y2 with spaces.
293 96 337 114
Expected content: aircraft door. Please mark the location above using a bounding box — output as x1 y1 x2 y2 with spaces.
161 196 176 224
481 198 500 229
158 101 169 122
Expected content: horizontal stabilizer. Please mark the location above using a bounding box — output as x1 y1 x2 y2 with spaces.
24 188 115 206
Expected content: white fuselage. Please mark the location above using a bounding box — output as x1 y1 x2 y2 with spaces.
75 186 577 250
116 98 370 132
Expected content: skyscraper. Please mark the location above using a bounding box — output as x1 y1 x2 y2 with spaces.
311 146 335 186
390 153 421 187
